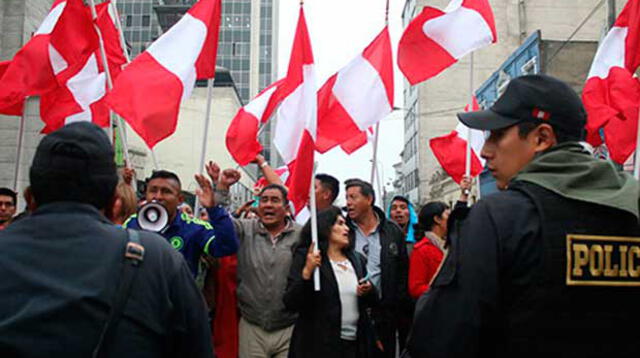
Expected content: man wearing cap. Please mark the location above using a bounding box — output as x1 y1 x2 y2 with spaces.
0 122 213 356
407 74 640 357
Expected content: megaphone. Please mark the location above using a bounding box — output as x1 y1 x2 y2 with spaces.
137 200 169 233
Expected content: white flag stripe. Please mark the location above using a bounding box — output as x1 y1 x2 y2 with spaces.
455 122 486 166
423 6 493 59
244 85 278 118
146 13 207 100
332 54 392 131
35 1 67 35
48 45 68 75
587 27 627 79
274 65 317 163
67 54 106 109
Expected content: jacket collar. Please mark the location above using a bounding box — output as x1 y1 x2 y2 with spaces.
257 217 295 235
33 202 110 223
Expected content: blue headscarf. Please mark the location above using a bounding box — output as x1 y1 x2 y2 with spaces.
386 195 418 243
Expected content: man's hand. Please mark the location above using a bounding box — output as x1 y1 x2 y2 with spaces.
122 164 136 186
218 168 241 190
234 199 255 218
205 161 221 184
195 174 216 208
459 175 472 201
252 154 266 166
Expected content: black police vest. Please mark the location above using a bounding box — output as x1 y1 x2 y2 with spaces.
504 181 640 357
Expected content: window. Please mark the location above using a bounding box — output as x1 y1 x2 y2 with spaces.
142 15 150 27
521 57 537 75
126 15 132 27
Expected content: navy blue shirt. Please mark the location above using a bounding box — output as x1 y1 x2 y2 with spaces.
125 206 238 276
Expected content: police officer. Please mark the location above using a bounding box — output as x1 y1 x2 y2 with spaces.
407 75 640 357
124 169 238 276
0 122 213 357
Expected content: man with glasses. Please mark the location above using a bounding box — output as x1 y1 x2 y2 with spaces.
0 188 17 231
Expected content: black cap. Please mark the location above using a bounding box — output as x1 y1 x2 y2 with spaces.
457 74 586 137
30 122 117 209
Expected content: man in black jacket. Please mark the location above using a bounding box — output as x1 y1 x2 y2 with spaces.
0 122 213 357
345 178 409 357
408 75 640 357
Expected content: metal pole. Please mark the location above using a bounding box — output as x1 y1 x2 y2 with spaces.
12 103 27 192
634 109 640 179
88 0 132 167
370 123 381 184
465 53 474 179
308 162 320 291
194 78 215 215
607 0 616 30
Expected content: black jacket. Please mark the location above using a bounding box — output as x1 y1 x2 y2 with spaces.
408 182 640 358
0 202 213 358
347 206 409 310
284 247 378 358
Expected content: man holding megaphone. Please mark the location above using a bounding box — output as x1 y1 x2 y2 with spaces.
124 170 238 276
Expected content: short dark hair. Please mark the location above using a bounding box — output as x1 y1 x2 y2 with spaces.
516 121 584 143
414 201 449 242
148 170 181 189
391 195 410 206
259 184 289 204
299 206 345 254
316 173 339 203
345 178 375 205
30 122 118 210
0 188 17 206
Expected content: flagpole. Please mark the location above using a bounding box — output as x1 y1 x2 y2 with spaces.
634 108 640 179
308 161 320 291
109 0 162 172
464 53 474 202
12 101 27 192
369 0 390 186
194 78 216 215
88 0 132 168
465 53 474 180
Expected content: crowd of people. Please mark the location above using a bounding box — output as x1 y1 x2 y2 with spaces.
0 74 639 357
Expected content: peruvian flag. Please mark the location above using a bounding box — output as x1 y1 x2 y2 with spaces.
398 0 497 85
272 7 318 214
582 0 640 164
107 0 222 148
225 79 283 166
429 96 485 183
0 0 98 112
40 1 126 133
254 166 289 190
316 27 394 154
340 126 376 154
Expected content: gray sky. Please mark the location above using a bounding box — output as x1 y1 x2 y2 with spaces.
277 0 406 204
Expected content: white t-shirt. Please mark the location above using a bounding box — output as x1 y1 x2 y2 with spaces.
330 258 360 341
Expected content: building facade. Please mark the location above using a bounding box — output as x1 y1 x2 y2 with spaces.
400 0 617 205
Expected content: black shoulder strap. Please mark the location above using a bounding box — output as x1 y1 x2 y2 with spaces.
92 229 145 358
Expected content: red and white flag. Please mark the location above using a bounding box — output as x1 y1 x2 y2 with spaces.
583 0 640 164
225 79 283 166
40 1 126 133
273 7 317 214
107 0 222 148
429 96 485 183
316 27 394 154
0 61 24 116
0 0 98 112
398 0 496 85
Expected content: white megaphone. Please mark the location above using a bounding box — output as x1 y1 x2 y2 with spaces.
137 200 169 233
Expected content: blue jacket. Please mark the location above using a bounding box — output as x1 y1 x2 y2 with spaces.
125 206 238 276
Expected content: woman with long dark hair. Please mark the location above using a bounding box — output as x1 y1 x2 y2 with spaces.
284 206 378 358
408 201 450 299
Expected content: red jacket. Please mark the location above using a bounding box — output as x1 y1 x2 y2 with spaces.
408 236 444 299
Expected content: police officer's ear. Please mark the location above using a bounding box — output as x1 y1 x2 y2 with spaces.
532 123 557 153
